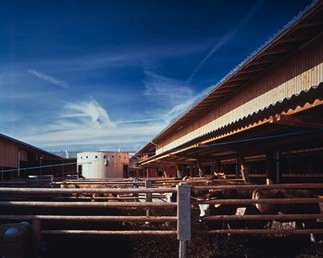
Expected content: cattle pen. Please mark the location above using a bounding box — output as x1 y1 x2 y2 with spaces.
0 177 323 258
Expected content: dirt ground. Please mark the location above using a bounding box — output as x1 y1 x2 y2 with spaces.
41 207 323 258
42 233 323 258
42 216 323 258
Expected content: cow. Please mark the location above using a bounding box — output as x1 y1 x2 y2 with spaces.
192 184 271 231
252 188 321 242
60 182 141 202
60 182 114 201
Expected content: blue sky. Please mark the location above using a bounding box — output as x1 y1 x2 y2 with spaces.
0 0 313 153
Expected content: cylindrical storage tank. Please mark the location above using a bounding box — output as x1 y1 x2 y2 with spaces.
77 151 129 179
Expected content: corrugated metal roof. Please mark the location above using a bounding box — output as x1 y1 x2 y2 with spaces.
136 0 323 156
138 82 323 164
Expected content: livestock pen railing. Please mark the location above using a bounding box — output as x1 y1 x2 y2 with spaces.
192 183 323 238
1 180 323 258
0 184 191 258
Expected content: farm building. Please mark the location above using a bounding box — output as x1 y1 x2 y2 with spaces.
135 1 323 183
77 151 129 178
0 133 76 180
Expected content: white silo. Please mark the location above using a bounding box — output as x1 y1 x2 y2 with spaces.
77 151 129 178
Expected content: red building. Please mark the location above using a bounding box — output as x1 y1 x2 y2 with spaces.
0 133 76 180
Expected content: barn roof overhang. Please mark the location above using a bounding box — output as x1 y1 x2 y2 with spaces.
136 0 323 161
139 83 323 167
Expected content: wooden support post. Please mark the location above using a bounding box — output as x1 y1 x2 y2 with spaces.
265 153 274 185
238 156 250 184
215 158 221 174
176 164 183 178
32 219 41 257
235 156 239 179
196 160 204 177
275 151 281 184
189 164 194 177
177 184 191 258
163 165 168 177
145 179 152 218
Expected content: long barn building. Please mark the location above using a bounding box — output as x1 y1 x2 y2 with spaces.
135 1 323 183
0 133 75 180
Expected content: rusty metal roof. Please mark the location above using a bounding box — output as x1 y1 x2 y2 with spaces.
136 0 323 156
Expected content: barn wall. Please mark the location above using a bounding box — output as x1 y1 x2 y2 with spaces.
156 37 323 154
0 138 18 167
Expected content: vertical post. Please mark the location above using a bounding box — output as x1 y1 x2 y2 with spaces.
32 219 41 257
39 156 43 177
176 164 183 178
163 165 168 177
265 152 274 185
177 183 191 258
196 160 204 177
238 155 250 184
235 155 239 179
189 164 194 177
215 158 221 174
275 151 281 184
145 179 152 218
62 160 65 178
0 151 2 181
17 150 21 179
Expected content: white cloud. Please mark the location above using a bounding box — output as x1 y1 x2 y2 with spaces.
17 97 164 152
60 98 115 128
142 70 216 126
3 65 213 153
144 71 194 105
27 69 69 88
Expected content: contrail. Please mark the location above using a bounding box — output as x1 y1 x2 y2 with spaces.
186 0 265 86
27 69 69 88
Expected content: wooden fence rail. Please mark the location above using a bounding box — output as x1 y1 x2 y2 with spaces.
191 182 323 240
0 181 323 258
0 182 190 258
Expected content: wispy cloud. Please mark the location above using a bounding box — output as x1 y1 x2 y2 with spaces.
143 70 209 124
186 0 265 85
27 69 69 88
60 98 115 128
17 97 160 151
144 70 194 107
17 70 202 151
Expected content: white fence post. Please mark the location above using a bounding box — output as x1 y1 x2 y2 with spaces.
177 183 191 258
